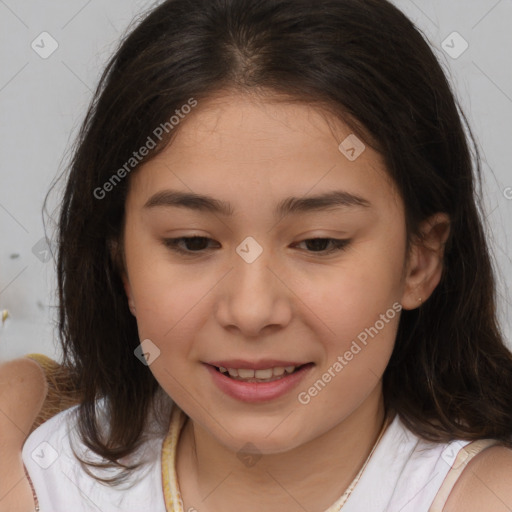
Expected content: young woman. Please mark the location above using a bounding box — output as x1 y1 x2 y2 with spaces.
3 0 512 510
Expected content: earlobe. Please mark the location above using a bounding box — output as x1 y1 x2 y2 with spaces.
401 213 451 310
123 277 137 316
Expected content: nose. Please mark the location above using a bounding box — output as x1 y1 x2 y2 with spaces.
214 245 293 338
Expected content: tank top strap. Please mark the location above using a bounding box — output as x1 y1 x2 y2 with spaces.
428 438 500 512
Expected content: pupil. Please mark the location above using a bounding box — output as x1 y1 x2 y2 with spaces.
306 239 329 251
187 237 207 250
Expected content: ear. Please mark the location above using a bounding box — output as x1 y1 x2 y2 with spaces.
109 238 137 317
400 213 451 311
123 275 137 316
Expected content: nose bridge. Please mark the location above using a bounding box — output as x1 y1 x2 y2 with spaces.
216 237 291 335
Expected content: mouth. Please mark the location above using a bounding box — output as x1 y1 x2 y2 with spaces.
204 361 315 402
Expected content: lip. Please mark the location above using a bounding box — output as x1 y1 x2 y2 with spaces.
206 359 308 370
204 362 314 403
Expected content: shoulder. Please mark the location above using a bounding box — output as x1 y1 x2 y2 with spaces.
0 357 48 444
443 444 512 512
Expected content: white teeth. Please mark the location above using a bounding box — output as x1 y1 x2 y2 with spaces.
254 368 273 379
218 365 299 381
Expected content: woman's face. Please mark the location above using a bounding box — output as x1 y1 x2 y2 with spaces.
122 91 410 453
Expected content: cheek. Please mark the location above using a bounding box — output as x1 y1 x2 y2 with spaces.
294 248 403 428
130 262 215 341
122 223 207 342
125 254 214 397
299 235 405 347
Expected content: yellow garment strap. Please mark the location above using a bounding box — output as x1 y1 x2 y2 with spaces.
162 405 188 512
428 438 500 512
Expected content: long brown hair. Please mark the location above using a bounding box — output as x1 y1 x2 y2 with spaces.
49 0 512 481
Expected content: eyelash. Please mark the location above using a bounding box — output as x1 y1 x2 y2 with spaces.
162 236 350 256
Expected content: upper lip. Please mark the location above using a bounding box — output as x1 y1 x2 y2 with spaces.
206 360 310 370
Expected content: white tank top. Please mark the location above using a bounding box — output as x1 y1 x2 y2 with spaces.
22 402 498 512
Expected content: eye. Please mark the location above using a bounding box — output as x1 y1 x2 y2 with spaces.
162 236 219 255
162 236 350 256
293 238 350 254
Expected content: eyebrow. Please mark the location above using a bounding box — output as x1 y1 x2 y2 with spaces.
143 189 371 217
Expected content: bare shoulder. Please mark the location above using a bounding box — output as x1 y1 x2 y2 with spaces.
0 358 47 442
443 444 512 512
0 359 46 512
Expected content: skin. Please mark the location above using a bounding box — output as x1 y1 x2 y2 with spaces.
445 447 512 511
0 358 46 512
121 90 451 512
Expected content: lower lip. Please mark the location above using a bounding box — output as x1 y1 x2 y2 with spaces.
204 363 314 403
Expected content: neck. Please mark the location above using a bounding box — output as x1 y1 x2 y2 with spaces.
176 385 389 512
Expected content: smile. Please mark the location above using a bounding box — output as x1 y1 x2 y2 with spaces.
204 362 315 402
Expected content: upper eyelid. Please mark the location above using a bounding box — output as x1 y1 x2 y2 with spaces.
165 236 347 243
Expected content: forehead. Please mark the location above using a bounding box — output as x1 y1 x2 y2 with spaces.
127 91 399 215
153 92 367 163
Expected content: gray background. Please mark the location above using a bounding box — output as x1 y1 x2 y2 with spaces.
0 0 511 361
